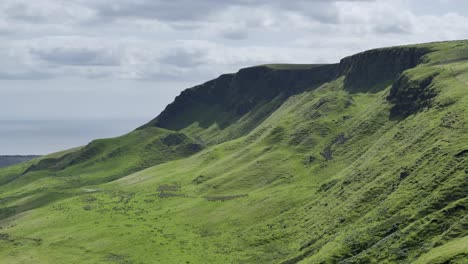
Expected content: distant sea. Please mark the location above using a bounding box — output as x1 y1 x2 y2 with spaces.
0 119 148 155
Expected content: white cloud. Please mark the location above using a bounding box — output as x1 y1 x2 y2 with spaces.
0 0 466 82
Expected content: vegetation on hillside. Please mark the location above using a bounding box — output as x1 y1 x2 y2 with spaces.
0 40 467 264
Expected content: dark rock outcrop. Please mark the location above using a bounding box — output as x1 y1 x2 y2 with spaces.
140 64 338 132
337 47 430 93
387 71 440 117
141 46 431 140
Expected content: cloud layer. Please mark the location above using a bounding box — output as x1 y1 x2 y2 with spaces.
0 0 467 82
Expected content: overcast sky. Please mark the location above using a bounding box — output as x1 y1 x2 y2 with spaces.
1 0 467 154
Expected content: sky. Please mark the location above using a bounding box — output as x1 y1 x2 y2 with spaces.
1 0 467 154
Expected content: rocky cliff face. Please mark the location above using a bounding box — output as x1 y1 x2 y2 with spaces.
387 69 440 117
337 46 430 92
143 46 430 135
141 64 338 132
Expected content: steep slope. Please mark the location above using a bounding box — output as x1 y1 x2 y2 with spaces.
0 40 467 264
140 63 338 145
141 45 430 146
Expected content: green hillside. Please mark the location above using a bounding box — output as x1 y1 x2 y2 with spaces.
0 40 467 264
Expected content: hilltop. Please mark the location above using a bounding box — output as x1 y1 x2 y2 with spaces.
0 40 467 264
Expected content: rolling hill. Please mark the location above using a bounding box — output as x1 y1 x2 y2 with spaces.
0 40 467 264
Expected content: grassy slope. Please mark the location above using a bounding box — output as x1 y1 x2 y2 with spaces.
0 41 467 264
0 128 201 222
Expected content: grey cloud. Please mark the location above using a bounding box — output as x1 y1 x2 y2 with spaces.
89 0 223 22
2 0 93 24
136 70 202 82
221 28 249 40
0 27 15 36
0 70 52 80
5 3 46 23
159 49 207 68
373 24 412 34
30 47 120 66
0 0 466 83
84 0 368 25
277 1 342 24
122 63 212 82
